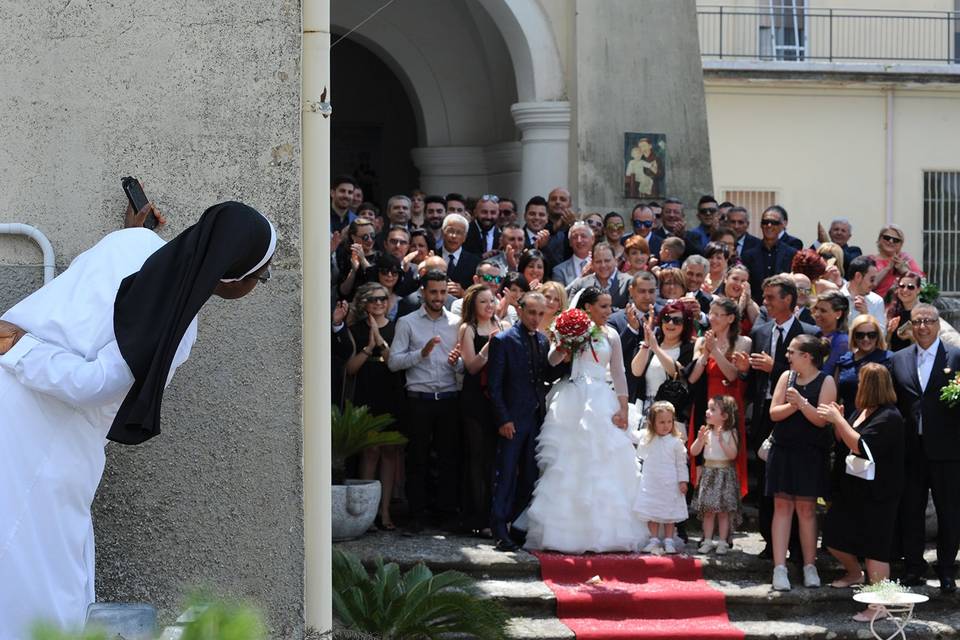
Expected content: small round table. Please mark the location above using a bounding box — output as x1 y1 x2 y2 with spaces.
852 591 929 640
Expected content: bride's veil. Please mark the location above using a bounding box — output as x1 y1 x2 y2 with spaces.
567 288 585 310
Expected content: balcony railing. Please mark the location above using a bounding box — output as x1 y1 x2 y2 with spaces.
698 5 960 64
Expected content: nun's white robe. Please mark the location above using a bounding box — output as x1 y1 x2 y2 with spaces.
0 228 197 639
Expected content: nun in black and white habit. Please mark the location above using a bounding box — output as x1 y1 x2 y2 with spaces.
0 201 275 637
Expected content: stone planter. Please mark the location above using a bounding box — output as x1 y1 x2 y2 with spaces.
332 479 381 541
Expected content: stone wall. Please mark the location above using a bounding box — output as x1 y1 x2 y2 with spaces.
573 0 713 214
0 1 303 635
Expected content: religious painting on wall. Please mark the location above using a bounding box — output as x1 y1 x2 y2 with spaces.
624 132 666 199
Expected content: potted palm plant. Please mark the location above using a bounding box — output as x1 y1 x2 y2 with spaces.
332 549 507 639
332 402 407 540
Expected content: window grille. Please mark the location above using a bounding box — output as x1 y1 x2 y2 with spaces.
923 171 960 294
722 189 778 238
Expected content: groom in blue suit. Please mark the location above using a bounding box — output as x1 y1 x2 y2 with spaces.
487 291 553 552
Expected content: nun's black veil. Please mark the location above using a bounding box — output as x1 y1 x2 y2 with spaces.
108 201 275 445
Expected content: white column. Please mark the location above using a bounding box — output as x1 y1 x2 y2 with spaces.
302 0 332 631
410 146 488 196
484 141 522 201
510 101 571 205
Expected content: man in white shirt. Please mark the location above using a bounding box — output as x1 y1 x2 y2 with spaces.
388 270 463 531
841 255 886 333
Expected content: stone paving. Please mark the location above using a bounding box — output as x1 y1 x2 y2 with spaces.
336 528 960 639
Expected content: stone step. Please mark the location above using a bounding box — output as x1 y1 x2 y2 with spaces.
505 609 960 640
474 576 960 617
336 528 946 583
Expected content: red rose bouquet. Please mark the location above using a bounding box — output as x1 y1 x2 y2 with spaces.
550 308 603 362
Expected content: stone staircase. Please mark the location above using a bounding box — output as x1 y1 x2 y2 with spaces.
335 528 960 639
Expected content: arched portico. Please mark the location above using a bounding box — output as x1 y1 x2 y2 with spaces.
331 0 570 202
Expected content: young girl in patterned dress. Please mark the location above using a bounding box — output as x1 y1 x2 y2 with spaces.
689 395 742 555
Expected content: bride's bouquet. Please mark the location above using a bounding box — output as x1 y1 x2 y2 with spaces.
550 308 603 362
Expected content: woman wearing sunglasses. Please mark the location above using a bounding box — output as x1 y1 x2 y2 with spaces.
886 272 922 351
337 218 378 299
835 315 891 419
366 253 404 320
871 225 923 298
631 300 695 417
602 212 627 263
345 282 406 531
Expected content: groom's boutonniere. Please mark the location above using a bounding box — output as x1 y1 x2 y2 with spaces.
940 371 960 407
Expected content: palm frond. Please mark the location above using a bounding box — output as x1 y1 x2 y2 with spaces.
331 551 507 639
332 402 408 480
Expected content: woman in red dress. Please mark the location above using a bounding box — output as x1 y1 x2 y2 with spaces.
686 297 752 497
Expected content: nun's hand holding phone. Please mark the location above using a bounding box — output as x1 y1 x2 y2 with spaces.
0 319 25 355
123 201 166 230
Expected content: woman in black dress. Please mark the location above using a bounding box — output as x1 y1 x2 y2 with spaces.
455 283 510 535
767 335 838 591
817 364 904 618
345 282 406 530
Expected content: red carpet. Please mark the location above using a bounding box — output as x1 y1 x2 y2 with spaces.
533 552 744 639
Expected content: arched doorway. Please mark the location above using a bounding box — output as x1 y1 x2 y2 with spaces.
331 35 419 207
330 0 568 204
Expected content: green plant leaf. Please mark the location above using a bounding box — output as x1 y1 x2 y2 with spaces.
331 551 506 639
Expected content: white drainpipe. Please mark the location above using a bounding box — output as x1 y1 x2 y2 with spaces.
0 223 56 284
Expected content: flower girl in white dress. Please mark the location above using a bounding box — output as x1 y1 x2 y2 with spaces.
633 401 689 554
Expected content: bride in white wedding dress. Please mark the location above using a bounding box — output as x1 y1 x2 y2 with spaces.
524 287 646 553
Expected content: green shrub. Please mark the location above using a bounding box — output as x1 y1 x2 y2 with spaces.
332 402 407 484
332 549 507 639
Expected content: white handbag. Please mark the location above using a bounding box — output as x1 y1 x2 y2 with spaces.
758 435 773 462
845 441 875 481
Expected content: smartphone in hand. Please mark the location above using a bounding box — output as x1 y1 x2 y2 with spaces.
121 176 158 230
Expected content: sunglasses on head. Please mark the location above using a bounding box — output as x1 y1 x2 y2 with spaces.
881 234 903 244
634 220 654 228
661 315 684 326
760 219 782 227
854 330 878 340
481 273 504 284
480 194 499 203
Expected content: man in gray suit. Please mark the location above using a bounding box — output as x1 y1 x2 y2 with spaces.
565 242 632 310
550 222 594 286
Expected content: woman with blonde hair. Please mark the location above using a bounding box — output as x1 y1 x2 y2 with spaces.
871 224 923 298
538 280 568 332
817 364 905 621
817 242 846 286
835 315 891 418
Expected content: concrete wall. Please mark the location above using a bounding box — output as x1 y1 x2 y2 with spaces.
0 0 303 635
573 0 714 214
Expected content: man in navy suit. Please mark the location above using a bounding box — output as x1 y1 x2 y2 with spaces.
890 304 960 592
742 207 799 303
765 205 803 251
607 271 664 403
747 275 820 557
487 292 553 551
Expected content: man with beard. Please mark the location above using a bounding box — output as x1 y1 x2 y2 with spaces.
498 198 518 228
423 195 447 251
330 174 357 233
465 195 501 256
543 187 576 266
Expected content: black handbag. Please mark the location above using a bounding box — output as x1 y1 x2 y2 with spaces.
654 360 690 414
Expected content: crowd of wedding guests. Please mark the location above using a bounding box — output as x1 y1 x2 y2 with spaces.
329 173 960 602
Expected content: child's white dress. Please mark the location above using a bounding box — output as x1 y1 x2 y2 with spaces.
633 432 689 523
